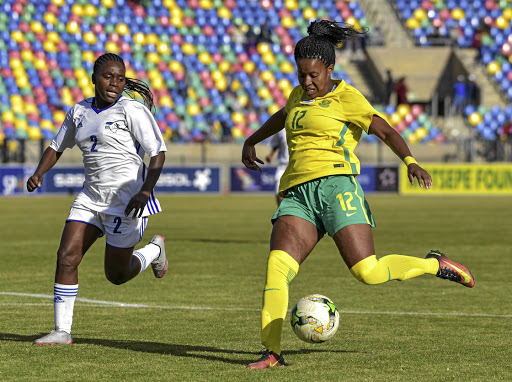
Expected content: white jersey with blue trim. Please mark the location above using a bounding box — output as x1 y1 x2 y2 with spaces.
269 128 289 166
50 96 167 217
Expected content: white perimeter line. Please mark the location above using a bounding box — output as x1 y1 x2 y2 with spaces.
1 292 511 318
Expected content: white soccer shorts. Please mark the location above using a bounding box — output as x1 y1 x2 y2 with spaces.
67 206 148 249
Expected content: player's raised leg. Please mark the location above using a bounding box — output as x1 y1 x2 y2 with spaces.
104 234 167 284
103 214 167 284
334 225 474 287
34 221 101 345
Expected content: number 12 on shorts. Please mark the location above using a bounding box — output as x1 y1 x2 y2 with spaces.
336 192 357 216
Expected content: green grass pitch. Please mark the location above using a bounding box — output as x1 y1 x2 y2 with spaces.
0 194 511 381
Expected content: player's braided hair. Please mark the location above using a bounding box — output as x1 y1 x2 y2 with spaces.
93 53 155 112
294 20 364 67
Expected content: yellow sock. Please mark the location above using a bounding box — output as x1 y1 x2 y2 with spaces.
261 250 299 355
350 254 439 285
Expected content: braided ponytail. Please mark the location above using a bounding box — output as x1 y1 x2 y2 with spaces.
294 20 365 67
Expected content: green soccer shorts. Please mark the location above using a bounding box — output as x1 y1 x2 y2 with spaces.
272 175 376 237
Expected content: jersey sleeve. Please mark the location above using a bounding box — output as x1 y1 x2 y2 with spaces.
49 107 76 152
125 101 167 157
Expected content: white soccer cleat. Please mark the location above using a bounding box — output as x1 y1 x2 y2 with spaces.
34 330 73 345
150 235 168 278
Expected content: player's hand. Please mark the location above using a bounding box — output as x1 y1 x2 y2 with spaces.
26 174 43 192
242 143 264 172
125 191 150 218
407 164 432 189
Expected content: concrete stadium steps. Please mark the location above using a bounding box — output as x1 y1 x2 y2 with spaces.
365 46 452 103
359 0 414 48
337 52 378 103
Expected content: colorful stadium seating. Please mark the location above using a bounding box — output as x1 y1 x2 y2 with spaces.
393 0 512 101
0 0 445 147
465 103 512 141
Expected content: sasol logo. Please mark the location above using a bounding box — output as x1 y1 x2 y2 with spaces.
157 169 214 191
157 173 192 187
53 173 85 188
2 175 24 195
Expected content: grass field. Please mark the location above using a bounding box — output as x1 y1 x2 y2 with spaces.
0 194 511 381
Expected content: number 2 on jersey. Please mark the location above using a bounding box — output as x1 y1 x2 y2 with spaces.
90 135 98 152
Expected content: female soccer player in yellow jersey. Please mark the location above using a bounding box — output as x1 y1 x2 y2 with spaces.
242 20 475 370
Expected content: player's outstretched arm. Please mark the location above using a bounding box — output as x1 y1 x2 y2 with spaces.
242 107 287 172
125 151 165 218
26 147 62 192
368 115 432 189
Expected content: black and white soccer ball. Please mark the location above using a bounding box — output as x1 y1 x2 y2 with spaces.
290 294 340 343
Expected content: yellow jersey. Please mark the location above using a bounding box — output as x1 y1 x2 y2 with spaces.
279 79 385 195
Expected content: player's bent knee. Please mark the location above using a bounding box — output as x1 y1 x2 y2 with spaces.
105 271 130 285
350 255 380 285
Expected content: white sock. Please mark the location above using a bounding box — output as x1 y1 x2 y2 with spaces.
133 242 160 273
54 283 78 334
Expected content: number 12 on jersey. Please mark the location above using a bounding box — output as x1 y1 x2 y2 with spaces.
291 110 307 129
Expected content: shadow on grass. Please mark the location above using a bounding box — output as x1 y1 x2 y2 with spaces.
0 332 357 365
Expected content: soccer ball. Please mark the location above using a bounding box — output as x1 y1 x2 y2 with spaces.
290 294 339 343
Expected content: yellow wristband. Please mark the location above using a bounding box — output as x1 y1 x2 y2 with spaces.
404 156 418 166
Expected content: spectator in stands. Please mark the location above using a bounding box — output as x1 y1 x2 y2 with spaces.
500 120 512 142
245 25 258 51
219 119 233 142
427 26 442 46
452 74 467 114
472 27 483 64
466 74 481 106
384 69 394 105
26 53 168 345
448 25 461 47
241 20 474 371
256 20 273 45
368 25 384 46
394 76 409 105
265 128 289 205
230 23 248 47
348 30 367 60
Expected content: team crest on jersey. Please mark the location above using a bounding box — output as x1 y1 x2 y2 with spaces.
319 100 332 108
104 120 128 132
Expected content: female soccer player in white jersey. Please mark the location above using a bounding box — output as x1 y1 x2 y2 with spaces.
265 128 289 205
27 53 168 345
241 20 475 369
